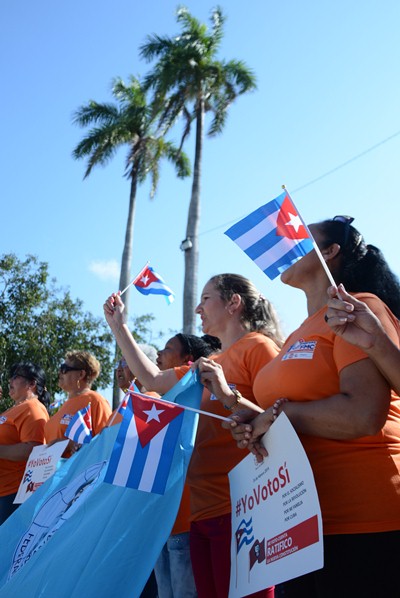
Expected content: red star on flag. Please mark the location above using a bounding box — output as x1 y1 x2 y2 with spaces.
276 194 309 239
132 394 184 447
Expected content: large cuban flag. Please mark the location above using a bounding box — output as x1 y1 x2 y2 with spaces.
0 370 203 598
225 190 315 279
133 264 175 304
105 393 185 494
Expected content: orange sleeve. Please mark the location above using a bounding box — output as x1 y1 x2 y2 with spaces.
174 365 190 381
15 402 48 444
90 392 112 435
334 293 400 373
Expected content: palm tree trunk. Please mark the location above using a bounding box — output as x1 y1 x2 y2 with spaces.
112 175 138 409
183 99 204 334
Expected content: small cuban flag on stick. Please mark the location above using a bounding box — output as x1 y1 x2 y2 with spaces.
120 262 175 305
64 403 92 445
225 188 336 286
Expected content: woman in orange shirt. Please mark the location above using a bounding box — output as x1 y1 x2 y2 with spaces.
222 217 400 597
104 274 283 598
45 350 111 454
0 362 50 524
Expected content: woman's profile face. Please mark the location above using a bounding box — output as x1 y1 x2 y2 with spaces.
280 224 324 288
8 374 32 403
195 280 229 336
157 336 188 371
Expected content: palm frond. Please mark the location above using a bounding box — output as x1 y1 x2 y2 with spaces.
139 34 176 62
223 59 257 93
72 101 120 127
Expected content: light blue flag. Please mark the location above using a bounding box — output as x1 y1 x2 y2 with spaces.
0 370 203 598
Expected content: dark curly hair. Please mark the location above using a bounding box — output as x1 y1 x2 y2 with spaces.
175 333 221 361
318 219 400 318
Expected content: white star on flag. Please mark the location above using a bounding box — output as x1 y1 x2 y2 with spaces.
285 212 303 232
140 274 150 285
143 403 165 423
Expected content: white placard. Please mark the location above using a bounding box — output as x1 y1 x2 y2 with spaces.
229 413 323 597
14 441 69 504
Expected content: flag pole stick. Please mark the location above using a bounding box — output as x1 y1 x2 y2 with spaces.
119 261 150 297
127 389 232 422
283 186 338 289
106 393 129 427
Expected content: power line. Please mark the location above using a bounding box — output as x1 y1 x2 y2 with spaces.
200 129 400 237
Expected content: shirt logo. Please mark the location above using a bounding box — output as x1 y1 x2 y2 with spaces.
60 414 73 425
282 339 317 361
0 416 7 424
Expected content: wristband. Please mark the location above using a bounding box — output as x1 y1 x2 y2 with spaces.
224 388 243 411
272 398 288 421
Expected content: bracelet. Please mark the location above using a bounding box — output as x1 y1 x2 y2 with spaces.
223 388 243 411
272 398 288 421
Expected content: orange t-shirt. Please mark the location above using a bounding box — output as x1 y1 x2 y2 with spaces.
0 399 49 496
253 293 400 535
175 332 280 522
45 390 111 451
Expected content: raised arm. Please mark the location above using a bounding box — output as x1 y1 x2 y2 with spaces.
103 293 178 394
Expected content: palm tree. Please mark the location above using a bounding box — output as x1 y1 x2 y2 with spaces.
140 6 257 333
72 76 190 406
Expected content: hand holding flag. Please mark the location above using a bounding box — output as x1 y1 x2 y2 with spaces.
64 404 92 445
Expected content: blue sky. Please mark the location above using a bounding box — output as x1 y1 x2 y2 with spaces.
2 1 400 369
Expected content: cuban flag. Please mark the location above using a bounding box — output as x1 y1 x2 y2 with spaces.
64 404 92 445
133 264 175 304
235 517 255 554
225 190 315 279
104 393 184 494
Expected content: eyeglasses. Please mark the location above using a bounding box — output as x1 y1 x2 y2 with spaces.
115 359 128 369
332 215 354 247
59 363 82 374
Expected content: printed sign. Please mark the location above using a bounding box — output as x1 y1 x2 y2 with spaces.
229 413 323 597
14 441 69 504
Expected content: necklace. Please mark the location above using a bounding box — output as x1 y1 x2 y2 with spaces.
69 388 90 399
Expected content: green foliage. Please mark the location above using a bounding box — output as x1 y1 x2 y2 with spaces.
140 5 257 333
140 6 257 142
0 254 114 410
72 76 191 191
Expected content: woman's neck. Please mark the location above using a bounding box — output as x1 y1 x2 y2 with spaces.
218 323 249 352
304 278 331 317
68 386 90 399
15 394 36 406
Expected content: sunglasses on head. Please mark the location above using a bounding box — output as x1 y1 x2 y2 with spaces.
332 215 354 247
59 363 82 374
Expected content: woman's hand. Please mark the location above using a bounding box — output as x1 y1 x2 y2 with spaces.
103 293 126 330
195 357 233 402
326 284 384 351
222 408 274 463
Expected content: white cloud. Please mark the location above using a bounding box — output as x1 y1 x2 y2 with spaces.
89 259 120 282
